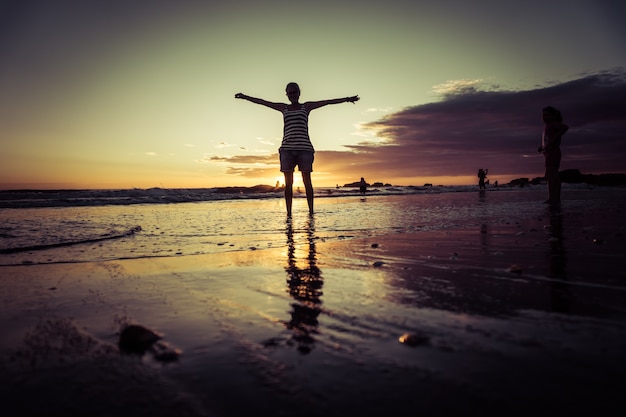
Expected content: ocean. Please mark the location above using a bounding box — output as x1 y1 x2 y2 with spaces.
0 183 616 266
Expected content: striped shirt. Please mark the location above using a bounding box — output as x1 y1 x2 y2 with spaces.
280 105 314 152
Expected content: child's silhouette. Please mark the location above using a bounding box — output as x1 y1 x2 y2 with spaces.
236 83 359 216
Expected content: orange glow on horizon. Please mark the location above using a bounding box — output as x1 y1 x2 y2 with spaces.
0 172 533 190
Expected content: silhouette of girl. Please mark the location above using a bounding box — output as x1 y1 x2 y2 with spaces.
538 106 569 206
236 83 359 216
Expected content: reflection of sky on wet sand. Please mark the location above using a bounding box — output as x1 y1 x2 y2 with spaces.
317 187 626 321
2 189 560 264
2 188 624 321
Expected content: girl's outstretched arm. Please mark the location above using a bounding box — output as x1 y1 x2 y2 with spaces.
306 95 359 111
235 93 284 111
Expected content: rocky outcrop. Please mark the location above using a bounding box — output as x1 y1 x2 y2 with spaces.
508 170 626 187
558 169 626 186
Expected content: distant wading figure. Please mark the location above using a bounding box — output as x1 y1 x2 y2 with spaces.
359 177 368 195
235 83 359 216
538 106 569 206
478 168 488 190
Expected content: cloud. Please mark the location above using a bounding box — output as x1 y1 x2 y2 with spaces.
365 107 394 113
215 141 238 149
224 166 280 179
359 68 626 178
195 153 278 165
431 79 485 96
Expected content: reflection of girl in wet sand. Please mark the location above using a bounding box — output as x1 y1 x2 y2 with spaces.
284 217 322 354
236 83 359 216
538 106 569 206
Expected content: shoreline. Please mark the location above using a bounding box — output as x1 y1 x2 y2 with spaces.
0 182 618 209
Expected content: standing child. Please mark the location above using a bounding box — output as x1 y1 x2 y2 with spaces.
359 177 368 195
538 106 569 206
478 168 488 190
236 83 359 216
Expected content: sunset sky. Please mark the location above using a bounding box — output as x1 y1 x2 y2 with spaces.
1 0 625 189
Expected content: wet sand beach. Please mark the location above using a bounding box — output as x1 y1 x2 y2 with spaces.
1 188 626 416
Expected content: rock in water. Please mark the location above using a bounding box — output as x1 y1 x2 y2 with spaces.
118 324 162 354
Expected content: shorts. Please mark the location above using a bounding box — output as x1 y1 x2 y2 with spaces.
279 149 314 173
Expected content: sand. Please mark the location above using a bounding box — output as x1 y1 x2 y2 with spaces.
1 191 626 417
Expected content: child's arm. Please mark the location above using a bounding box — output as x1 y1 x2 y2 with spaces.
235 93 284 111
305 95 359 111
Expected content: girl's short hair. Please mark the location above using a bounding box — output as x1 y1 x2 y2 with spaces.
286 82 300 93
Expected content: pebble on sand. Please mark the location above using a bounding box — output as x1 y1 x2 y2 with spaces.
118 324 182 362
399 332 430 347
118 324 162 354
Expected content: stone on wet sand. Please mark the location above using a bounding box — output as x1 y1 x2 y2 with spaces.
118 324 162 354
118 324 182 362
398 332 430 347
151 340 182 363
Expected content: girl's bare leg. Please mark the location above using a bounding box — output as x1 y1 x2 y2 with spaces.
302 172 314 214
546 167 560 204
284 171 294 217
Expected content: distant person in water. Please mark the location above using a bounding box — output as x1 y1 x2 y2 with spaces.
359 177 368 195
236 83 359 216
538 106 569 206
478 168 488 190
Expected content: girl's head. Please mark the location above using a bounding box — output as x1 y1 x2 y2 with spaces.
542 106 563 123
286 82 300 104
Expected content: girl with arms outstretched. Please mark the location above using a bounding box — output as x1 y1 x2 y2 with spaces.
236 83 359 216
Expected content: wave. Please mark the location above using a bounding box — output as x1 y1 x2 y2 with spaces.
0 226 142 255
0 184 530 209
